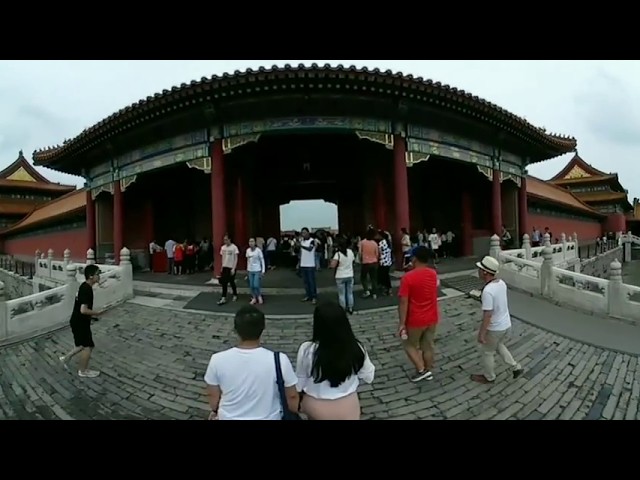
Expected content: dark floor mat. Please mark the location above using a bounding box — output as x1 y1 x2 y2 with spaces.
183 289 445 315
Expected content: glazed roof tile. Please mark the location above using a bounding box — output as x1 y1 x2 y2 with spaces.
527 175 602 216
33 64 577 165
0 188 85 235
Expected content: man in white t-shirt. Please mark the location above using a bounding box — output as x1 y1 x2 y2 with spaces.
204 305 299 420
164 239 176 274
297 227 318 303
265 236 277 270
471 256 524 384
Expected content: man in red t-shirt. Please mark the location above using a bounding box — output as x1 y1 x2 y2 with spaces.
397 245 440 382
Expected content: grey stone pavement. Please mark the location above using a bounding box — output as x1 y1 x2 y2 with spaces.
2 295 639 421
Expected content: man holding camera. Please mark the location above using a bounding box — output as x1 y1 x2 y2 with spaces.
298 227 318 304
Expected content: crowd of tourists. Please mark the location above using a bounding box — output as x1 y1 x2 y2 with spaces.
60 225 525 420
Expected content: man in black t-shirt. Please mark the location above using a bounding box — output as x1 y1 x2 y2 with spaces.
59 264 104 378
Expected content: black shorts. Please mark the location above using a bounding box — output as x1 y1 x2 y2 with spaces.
70 320 95 348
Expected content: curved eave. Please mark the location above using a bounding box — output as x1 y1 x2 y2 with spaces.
0 207 85 237
0 179 76 192
527 192 605 219
32 64 576 167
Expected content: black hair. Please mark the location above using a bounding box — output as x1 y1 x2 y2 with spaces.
365 228 375 241
301 227 309 233
336 236 349 257
84 264 100 279
233 305 265 341
310 301 365 388
412 245 430 265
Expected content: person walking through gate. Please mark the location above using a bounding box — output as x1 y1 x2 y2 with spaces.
59 264 103 378
397 246 440 382
471 256 525 384
330 236 355 314
217 234 239 305
295 301 375 420
376 230 393 296
359 228 379 299
246 238 265 305
298 227 318 304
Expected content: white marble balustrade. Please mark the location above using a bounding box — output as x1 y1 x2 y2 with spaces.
0 247 134 346
490 234 640 325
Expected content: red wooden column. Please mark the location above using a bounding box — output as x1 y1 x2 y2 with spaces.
234 175 247 270
211 139 226 278
86 189 96 252
113 181 123 264
492 168 502 236
393 133 410 269
374 174 388 230
461 191 473 257
518 174 528 244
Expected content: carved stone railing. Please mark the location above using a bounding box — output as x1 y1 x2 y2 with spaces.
0 247 134 346
490 234 640 324
500 232 579 267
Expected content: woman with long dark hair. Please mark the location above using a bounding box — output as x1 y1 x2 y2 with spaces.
295 301 375 420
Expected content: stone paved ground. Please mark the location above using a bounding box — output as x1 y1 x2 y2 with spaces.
1 297 639 420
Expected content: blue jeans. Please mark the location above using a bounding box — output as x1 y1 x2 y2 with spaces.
300 267 317 300
248 272 262 298
336 277 354 309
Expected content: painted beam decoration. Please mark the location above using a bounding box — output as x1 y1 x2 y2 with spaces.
406 123 525 184
222 117 393 153
88 129 210 198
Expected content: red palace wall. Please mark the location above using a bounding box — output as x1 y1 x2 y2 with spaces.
527 214 602 244
603 213 626 234
3 228 87 262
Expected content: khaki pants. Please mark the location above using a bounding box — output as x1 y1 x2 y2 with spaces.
480 328 521 382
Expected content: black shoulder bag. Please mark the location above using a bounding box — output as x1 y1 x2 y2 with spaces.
273 352 301 420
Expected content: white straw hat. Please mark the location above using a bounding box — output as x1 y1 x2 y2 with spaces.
476 256 499 275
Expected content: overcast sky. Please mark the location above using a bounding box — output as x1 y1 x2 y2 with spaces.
1 60 638 230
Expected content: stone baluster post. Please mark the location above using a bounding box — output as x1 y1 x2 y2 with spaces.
543 233 551 247
47 249 54 278
608 259 624 318
623 231 632 263
522 234 532 260
120 247 134 300
65 263 80 307
561 233 567 260
35 250 41 277
572 232 579 259
86 249 96 265
489 234 501 261
541 244 553 298
0 280 6 341
63 249 71 269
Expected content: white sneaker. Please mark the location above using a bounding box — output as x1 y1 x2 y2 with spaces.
59 356 69 371
78 369 100 378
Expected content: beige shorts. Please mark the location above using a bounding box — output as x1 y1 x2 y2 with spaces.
405 325 436 352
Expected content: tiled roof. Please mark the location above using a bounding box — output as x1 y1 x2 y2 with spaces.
549 153 611 182
0 150 76 192
574 191 628 203
0 189 85 235
0 178 77 192
0 202 38 216
33 64 577 166
527 175 602 216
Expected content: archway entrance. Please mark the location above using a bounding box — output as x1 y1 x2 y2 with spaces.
279 200 338 234
227 131 390 241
